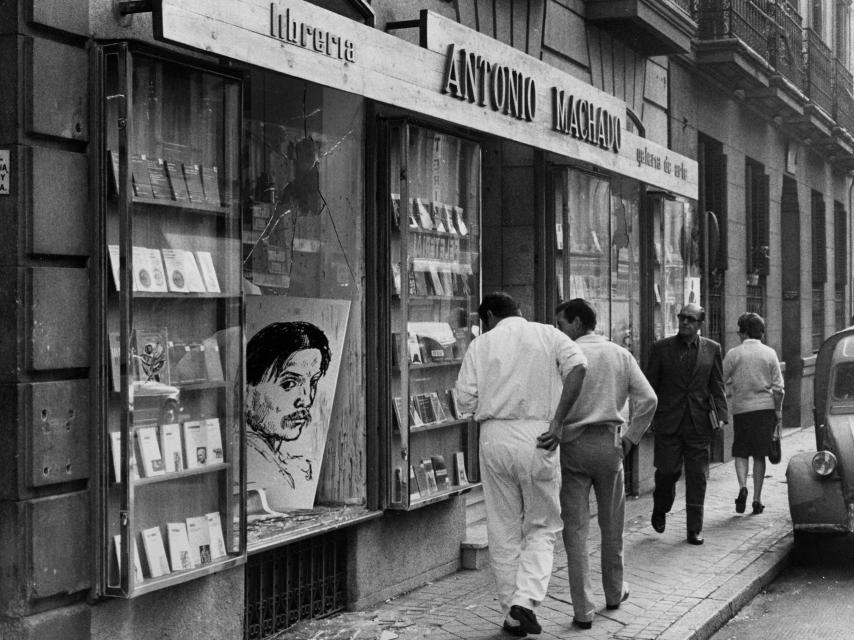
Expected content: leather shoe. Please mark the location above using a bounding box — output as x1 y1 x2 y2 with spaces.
687 531 704 545
651 510 666 533
509 605 542 635
735 487 748 513
502 620 527 637
572 618 593 630
606 583 630 610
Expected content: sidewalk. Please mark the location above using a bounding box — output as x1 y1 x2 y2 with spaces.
277 427 816 640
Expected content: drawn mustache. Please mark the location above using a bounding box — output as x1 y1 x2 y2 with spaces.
280 408 311 433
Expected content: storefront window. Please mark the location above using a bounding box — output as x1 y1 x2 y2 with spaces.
611 177 642 355
242 73 367 549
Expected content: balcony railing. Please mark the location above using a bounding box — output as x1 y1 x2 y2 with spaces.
670 0 695 17
804 28 834 114
768 1 804 88
833 59 854 135
697 0 775 64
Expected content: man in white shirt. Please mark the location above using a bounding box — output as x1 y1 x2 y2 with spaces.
553 299 657 630
456 292 587 637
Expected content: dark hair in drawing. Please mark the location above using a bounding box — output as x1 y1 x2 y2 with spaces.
246 321 332 385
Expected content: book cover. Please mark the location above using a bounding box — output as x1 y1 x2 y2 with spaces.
136 426 166 477
448 389 473 419
202 337 225 381
179 250 207 293
131 245 154 292
204 418 224 464
201 164 222 206
143 248 168 292
430 391 448 422
108 332 121 393
166 522 195 571
407 331 423 364
186 515 212 565
183 421 208 468
205 511 228 560
414 197 433 229
160 423 184 473
408 465 421 498
390 192 401 228
147 157 173 200
169 342 207 383
427 265 444 296
412 462 430 497
420 460 438 494
392 396 406 430
437 392 454 423
109 431 139 481
439 270 455 297
413 269 429 296
160 248 190 293
391 262 401 297
195 251 221 293
130 154 153 198
408 397 424 426
416 393 436 424
453 451 468 485
431 455 449 489
141 526 171 578
183 163 206 203
443 204 457 235
453 206 468 236
164 160 189 201
407 198 420 229
430 202 447 233
108 244 121 291
134 328 170 384
113 534 144 583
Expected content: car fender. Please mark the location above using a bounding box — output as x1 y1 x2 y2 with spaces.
786 452 847 528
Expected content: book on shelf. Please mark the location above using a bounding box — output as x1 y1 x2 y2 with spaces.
453 206 468 236
426 265 444 296
416 393 436 424
164 160 189 202
160 248 189 293
136 426 166 477
420 459 439 494
431 455 450 489
201 165 221 206
429 202 447 233
113 534 144 583
408 397 424 426
134 328 170 384
453 451 468 485
160 423 184 473
143 247 168 292
141 526 171 578
186 515 212 566
108 332 121 393
448 388 473 420
131 246 155 292
203 418 224 464
555 222 564 250
183 163 206 204
147 157 173 200
442 204 457 235
202 337 225 381
166 522 195 571
390 192 401 229
130 154 153 198
412 269 429 296
412 462 430 497
183 420 208 469
414 197 433 229
392 396 407 430
108 245 121 291
406 331 423 364
419 337 447 364
391 262 401 297
408 465 421 498
205 511 228 560
195 251 221 293
436 392 453 422
109 430 139 482
439 270 455 297
429 392 448 422
169 342 207 384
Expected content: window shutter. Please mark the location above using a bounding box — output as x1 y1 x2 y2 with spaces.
812 190 827 284
835 201 846 285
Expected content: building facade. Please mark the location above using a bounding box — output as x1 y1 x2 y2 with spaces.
0 1 849 639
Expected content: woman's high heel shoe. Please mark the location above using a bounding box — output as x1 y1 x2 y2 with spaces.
752 501 765 515
735 487 748 513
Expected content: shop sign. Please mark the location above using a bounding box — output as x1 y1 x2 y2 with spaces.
155 0 697 198
0 150 8 195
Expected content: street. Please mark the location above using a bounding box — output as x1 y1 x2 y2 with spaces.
710 532 854 639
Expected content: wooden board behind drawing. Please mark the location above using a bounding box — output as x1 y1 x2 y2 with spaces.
245 296 350 510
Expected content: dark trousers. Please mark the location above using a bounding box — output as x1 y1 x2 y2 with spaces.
652 412 711 533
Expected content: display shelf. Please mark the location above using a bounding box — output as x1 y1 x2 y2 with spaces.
133 292 239 300
130 555 244 598
392 482 479 510
408 418 469 434
131 196 231 216
134 462 231 487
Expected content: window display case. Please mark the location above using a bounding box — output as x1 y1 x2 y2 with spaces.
384 122 481 509
99 45 245 597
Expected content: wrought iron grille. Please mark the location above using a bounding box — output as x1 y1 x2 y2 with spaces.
245 532 348 640
768 2 804 88
804 28 834 114
833 59 854 135
746 282 765 317
812 285 825 351
697 0 775 63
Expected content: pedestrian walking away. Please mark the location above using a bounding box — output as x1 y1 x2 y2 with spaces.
645 302 727 545
553 299 657 630
723 312 784 515
455 292 588 637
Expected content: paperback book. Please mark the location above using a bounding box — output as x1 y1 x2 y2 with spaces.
141 526 171 578
186 515 212 566
166 522 195 571
183 421 208 469
136 426 166 477
160 423 184 473
203 418 224 464
206 511 228 560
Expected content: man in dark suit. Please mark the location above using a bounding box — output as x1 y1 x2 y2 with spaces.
645 303 727 545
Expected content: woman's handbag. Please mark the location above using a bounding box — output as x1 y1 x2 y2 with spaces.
768 420 782 464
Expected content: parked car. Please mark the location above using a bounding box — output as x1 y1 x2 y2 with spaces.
787 327 854 549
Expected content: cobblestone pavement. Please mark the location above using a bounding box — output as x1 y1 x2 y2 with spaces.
276 427 816 640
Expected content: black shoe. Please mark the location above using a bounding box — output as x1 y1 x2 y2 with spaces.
752 501 765 514
735 487 748 513
606 584 630 610
651 510 666 533
502 620 527 637
509 605 542 635
687 531 704 545
572 618 593 630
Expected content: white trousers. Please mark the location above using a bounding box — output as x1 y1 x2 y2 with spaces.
480 419 563 614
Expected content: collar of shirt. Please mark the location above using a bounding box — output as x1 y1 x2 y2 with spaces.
576 333 607 343
742 338 761 344
679 334 699 348
493 315 526 330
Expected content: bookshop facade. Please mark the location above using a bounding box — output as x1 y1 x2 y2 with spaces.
0 1 698 639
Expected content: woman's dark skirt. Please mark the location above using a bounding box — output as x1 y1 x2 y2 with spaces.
732 409 776 458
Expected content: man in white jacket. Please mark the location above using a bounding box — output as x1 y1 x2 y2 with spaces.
554 299 657 630
456 292 587 637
